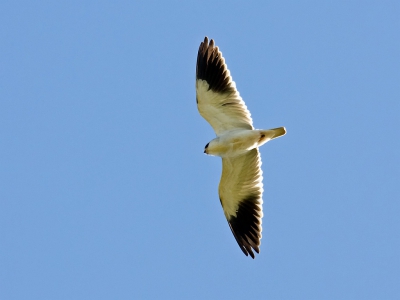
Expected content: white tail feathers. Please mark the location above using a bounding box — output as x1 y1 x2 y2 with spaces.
261 127 286 139
270 127 286 139
258 127 286 146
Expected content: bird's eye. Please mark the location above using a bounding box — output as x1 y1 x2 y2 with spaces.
205 142 209 149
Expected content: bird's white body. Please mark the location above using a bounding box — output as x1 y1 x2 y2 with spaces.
205 128 282 158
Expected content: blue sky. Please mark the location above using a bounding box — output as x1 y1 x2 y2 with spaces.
1 1 399 299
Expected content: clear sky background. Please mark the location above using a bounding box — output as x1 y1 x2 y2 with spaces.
1 1 399 299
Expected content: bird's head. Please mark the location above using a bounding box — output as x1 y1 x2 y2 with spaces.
203 138 221 156
204 142 210 154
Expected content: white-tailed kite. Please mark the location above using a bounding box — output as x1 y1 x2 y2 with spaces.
196 37 286 258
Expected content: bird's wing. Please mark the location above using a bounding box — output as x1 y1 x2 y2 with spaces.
219 148 263 258
196 37 253 136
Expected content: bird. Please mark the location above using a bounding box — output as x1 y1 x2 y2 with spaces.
196 37 286 258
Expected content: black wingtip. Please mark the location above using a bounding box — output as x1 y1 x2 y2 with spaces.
226 194 262 259
196 37 235 93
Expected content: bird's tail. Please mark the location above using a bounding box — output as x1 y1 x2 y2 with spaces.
265 127 286 139
258 127 286 145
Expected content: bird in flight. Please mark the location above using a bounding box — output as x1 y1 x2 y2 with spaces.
196 37 286 258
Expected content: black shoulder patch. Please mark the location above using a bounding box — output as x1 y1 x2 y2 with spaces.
227 194 262 259
196 37 235 93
